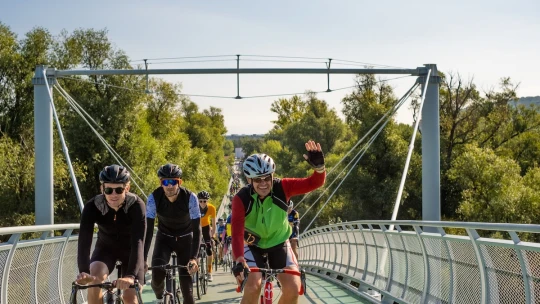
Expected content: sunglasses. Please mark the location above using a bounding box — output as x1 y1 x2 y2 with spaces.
199 200 208 203
161 179 179 187
252 175 272 183
104 187 125 195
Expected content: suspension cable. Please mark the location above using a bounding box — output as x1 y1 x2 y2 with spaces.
302 118 390 233
55 84 147 186
54 84 148 200
389 69 432 231
299 89 413 223
295 81 420 209
42 71 85 212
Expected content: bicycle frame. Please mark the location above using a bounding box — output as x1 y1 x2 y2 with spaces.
149 262 190 304
236 267 307 304
70 281 143 304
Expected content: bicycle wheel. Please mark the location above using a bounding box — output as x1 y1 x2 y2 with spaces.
195 272 201 300
104 291 115 304
175 289 182 304
163 293 173 304
214 251 218 272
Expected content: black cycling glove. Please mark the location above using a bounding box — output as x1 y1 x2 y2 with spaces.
233 263 246 277
304 149 325 170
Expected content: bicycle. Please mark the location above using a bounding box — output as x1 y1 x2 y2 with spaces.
70 262 143 304
222 237 233 273
195 243 208 299
236 267 307 304
149 253 194 304
213 238 221 272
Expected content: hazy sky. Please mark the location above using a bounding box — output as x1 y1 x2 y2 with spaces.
1 1 538 134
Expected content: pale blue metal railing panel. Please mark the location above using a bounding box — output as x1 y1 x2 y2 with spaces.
401 232 423 303
2 221 540 303
299 220 540 304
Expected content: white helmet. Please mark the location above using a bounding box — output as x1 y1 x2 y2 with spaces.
243 154 276 178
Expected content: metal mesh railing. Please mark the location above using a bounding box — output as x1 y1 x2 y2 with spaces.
2 221 540 303
299 221 540 304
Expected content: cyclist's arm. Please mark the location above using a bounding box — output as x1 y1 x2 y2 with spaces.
281 170 326 200
144 193 157 261
189 192 202 260
231 194 245 261
126 196 146 278
77 200 97 274
211 205 217 239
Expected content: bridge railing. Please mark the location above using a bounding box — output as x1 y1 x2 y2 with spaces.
0 223 165 304
299 220 540 304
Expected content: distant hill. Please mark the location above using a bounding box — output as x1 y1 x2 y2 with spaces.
225 134 264 141
513 96 540 107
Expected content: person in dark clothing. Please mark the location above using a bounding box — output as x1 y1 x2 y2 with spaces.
144 163 201 304
287 200 300 260
77 164 146 304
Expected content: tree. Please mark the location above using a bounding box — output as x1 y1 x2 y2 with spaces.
448 144 537 224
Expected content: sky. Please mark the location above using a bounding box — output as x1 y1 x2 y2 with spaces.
1 0 539 135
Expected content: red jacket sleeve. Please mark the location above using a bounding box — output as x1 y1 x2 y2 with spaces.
281 170 326 201
231 194 245 260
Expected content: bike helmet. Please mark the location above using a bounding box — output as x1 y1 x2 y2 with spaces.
242 154 276 178
157 163 182 179
197 191 211 200
99 164 130 184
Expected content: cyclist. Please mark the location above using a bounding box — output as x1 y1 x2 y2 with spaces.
144 163 201 304
77 165 146 304
216 218 226 264
222 205 233 259
232 140 326 304
198 190 217 282
287 201 300 261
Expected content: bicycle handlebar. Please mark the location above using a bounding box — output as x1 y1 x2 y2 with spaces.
149 263 193 271
235 267 306 294
71 281 139 290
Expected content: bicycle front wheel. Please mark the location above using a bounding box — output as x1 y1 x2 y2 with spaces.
195 272 201 300
163 293 173 304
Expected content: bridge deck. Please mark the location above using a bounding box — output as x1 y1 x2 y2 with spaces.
140 269 369 303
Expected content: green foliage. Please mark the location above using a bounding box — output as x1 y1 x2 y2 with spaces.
0 24 231 227
448 144 540 226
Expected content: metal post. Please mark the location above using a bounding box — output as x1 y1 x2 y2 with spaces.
421 64 440 224
235 55 241 99
33 65 54 225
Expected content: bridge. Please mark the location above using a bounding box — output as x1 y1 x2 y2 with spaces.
2 61 539 303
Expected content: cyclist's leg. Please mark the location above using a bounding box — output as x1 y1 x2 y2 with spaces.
269 240 300 304
119 251 145 304
240 245 264 304
290 237 299 261
87 246 116 304
151 233 173 300
201 226 213 276
173 235 195 304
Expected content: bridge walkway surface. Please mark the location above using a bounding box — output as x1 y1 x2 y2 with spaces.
140 268 370 303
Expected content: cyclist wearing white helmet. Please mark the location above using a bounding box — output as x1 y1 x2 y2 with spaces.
232 140 326 304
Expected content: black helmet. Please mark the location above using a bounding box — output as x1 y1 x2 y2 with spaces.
99 164 130 184
157 163 182 179
197 191 211 200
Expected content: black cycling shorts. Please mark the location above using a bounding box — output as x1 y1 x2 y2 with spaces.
90 244 144 282
244 240 298 269
201 225 213 256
